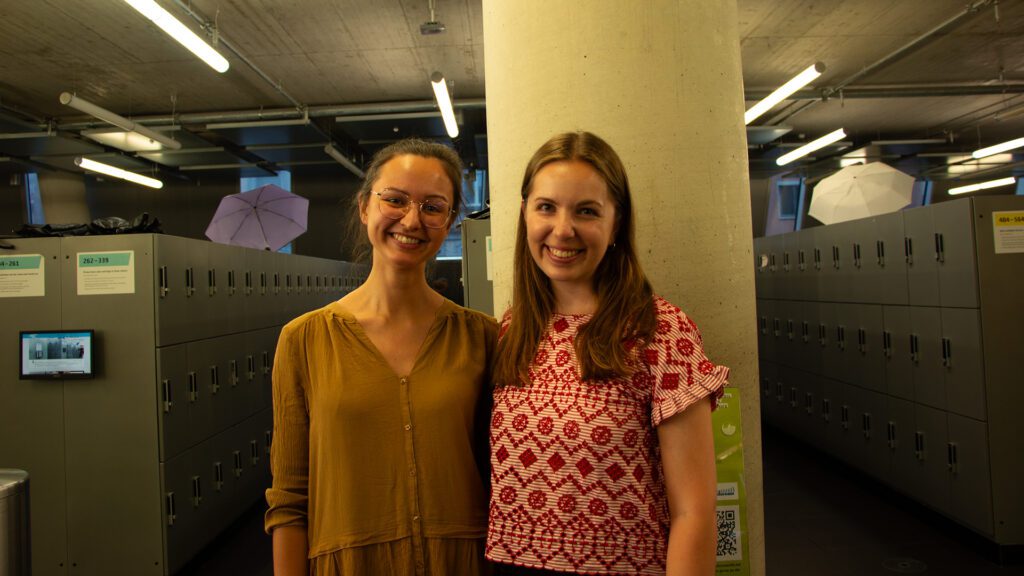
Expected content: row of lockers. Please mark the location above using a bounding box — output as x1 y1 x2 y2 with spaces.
756 299 985 421
154 235 367 346
754 199 978 308
161 409 272 575
156 327 279 463
761 361 992 537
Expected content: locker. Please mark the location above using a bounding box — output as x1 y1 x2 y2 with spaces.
913 404 951 516
932 199 979 308
904 205 941 306
857 388 890 483
818 377 843 457
910 307 945 411
157 345 190 462
854 304 886 393
882 306 914 400
867 212 909 305
947 414 993 535
154 235 195 347
941 308 986 421
887 396 917 493
161 450 196 576
796 301 822 376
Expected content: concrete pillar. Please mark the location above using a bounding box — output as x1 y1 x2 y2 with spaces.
483 2 763 574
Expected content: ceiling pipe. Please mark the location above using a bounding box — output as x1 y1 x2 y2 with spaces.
58 98 487 131
772 0 995 124
745 83 1024 101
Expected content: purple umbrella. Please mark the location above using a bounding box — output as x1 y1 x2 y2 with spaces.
205 184 309 251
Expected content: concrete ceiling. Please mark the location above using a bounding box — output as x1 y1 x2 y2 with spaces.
0 0 1022 184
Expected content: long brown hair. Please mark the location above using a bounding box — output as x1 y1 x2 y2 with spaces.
344 138 464 263
494 131 655 386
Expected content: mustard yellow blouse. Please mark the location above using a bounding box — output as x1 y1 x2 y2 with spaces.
265 299 497 575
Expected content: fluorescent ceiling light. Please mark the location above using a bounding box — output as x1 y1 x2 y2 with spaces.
430 72 459 138
870 139 946 146
745 62 825 125
776 128 847 166
972 136 1024 159
948 177 1016 195
324 144 366 178
75 157 163 189
60 92 181 150
123 0 229 73
82 129 165 152
947 153 1013 176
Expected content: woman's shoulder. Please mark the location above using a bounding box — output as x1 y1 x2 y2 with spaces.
442 299 499 332
280 301 346 339
650 294 701 332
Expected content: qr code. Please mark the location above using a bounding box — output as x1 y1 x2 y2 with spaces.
716 505 742 561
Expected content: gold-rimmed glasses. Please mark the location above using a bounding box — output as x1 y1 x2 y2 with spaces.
374 188 456 229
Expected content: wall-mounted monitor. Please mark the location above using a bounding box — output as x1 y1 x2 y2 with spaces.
20 330 95 379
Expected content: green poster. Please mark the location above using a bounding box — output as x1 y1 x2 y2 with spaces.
713 387 749 576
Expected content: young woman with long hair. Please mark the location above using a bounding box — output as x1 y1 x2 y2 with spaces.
487 132 728 575
265 139 496 575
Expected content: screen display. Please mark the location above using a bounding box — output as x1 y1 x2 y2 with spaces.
20 330 95 379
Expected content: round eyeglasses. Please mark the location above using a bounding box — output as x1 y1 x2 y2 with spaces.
374 188 456 229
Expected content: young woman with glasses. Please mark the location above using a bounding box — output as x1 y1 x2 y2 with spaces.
487 132 728 575
266 139 497 575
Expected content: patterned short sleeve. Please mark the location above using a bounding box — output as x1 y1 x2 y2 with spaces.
647 296 729 427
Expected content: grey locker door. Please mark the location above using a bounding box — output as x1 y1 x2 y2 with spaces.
798 301 822 376
187 239 213 340
207 242 244 336
819 377 842 456
836 383 864 468
792 230 812 300
887 396 917 494
154 234 194 347
846 218 870 303
834 303 858 386
859 388 890 483
910 307 946 411
818 224 841 302
754 237 767 299
818 303 841 381
903 206 940 306
933 199 979 308
157 345 190 463
941 308 986 421
874 212 909 306
0 238 69 576
914 404 951 516
857 304 886 393
883 306 914 400
190 435 221 552
780 232 798 298
799 373 823 450
186 340 218 447
947 414 994 535
161 449 196 576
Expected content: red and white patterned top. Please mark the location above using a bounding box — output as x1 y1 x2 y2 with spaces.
486 296 728 575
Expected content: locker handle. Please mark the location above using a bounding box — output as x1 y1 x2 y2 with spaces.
266 430 273 455
841 405 849 430
759 316 766 335
159 266 169 298
801 321 810 343
285 274 292 293
210 365 220 394
228 270 236 295
775 382 783 402
789 387 797 408
786 319 794 341
798 250 806 271
935 232 945 263
813 248 822 270
883 331 892 358
941 338 952 368
192 475 202 507
166 492 176 526
818 323 827 347
772 318 780 337
862 413 871 439
260 272 267 295
822 398 830 422
245 270 253 295
951 443 959 474
837 326 845 350
910 334 919 363
185 267 194 297
946 443 955 472
188 372 198 402
251 439 260 466
853 243 861 268
858 328 866 354
162 379 173 413
887 422 896 450
247 355 256 380
832 245 840 269
233 450 243 478
208 268 217 296
918 432 926 460
783 252 790 272
230 360 239 387
274 272 280 294
805 392 813 415
877 240 885 267
905 237 913 265
262 350 271 375
214 462 224 492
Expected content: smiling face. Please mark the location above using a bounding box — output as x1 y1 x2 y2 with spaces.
360 154 454 269
523 160 618 299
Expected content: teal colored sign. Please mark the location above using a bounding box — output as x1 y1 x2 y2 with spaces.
0 256 42 269
713 387 749 576
78 252 132 267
